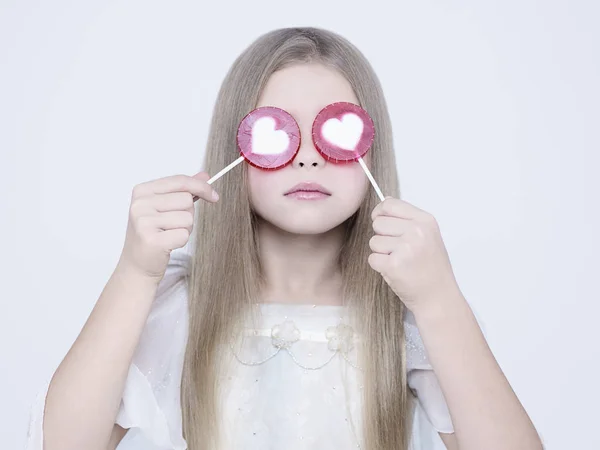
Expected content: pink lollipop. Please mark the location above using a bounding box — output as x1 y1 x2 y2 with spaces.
312 102 374 162
198 106 300 192
238 106 301 170
312 102 383 201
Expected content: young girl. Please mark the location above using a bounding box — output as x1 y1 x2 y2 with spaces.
27 27 542 450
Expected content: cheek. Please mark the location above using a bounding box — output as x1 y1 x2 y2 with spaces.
334 163 370 199
247 166 280 207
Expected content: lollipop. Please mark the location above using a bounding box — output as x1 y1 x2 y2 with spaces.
238 106 301 169
204 106 301 183
192 106 301 201
194 102 384 201
312 102 383 201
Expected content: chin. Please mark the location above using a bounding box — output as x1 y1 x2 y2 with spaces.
256 208 351 236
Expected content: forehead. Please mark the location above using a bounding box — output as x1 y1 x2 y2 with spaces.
256 63 359 121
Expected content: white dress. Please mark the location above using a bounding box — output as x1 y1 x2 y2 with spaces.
25 243 455 450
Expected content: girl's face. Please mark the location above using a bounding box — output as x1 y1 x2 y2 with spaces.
247 63 370 235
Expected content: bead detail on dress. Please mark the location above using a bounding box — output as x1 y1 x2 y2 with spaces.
271 320 301 349
230 318 362 371
326 323 355 353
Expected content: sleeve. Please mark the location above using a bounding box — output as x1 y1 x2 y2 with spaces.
404 303 487 435
25 242 193 450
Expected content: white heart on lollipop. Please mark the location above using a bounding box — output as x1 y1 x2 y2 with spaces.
321 113 364 150
251 117 290 155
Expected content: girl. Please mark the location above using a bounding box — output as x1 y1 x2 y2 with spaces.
27 27 542 450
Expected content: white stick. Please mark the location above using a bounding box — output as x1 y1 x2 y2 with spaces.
207 156 245 185
357 157 385 202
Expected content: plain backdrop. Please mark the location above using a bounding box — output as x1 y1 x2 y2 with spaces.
1 1 598 449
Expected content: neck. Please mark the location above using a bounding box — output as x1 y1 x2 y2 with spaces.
257 218 345 306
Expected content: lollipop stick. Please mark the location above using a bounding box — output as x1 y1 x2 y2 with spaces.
357 157 385 202
192 155 244 202
207 155 245 185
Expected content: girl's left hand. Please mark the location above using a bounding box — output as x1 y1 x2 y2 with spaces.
368 197 460 312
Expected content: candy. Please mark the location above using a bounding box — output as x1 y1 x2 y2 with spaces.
312 102 375 163
197 102 384 202
237 106 301 170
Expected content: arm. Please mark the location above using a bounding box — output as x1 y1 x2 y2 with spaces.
41 173 216 450
43 261 160 450
368 197 542 450
413 286 542 450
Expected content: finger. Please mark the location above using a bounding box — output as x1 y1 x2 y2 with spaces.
368 252 388 273
135 173 218 202
193 171 211 182
372 216 408 237
189 171 219 203
152 210 195 232
369 235 397 254
155 228 191 252
371 197 427 221
149 192 195 213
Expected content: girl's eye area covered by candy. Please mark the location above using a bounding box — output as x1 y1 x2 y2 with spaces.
236 102 374 170
321 112 364 151
237 106 301 170
312 102 375 163
251 117 290 155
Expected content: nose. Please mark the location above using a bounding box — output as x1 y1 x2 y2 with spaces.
291 138 326 169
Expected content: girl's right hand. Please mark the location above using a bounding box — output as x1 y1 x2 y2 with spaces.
118 172 218 282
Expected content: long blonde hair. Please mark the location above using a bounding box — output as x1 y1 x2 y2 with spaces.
182 27 413 449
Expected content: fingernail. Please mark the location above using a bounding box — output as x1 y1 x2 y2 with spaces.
212 191 219 201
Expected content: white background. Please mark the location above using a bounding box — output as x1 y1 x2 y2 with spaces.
1 1 598 448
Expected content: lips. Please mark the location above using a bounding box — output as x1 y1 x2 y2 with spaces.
284 182 331 196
